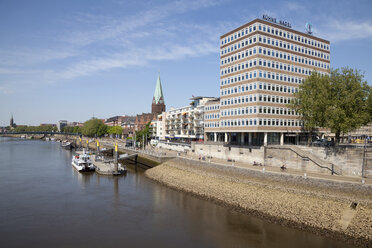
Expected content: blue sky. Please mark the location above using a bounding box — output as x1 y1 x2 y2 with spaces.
1 0 371 126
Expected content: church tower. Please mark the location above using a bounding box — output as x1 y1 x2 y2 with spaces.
10 114 14 128
151 74 165 115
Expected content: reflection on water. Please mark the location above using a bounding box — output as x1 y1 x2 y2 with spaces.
74 169 94 188
0 137 355 248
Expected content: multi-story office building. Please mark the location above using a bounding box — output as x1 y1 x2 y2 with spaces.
204 16 330 145
153 96 218 142
57 120 68 132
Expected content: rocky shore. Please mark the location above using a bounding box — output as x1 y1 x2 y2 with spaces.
145 157 372 247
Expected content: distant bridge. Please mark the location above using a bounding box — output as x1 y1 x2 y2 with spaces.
2 131 80 136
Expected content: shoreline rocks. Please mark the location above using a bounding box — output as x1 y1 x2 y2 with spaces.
145 158 372 248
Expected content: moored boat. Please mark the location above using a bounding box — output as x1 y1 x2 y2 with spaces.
72 151 95 172
61 140 72 150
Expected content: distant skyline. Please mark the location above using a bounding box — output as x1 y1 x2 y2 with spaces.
1 0 372 126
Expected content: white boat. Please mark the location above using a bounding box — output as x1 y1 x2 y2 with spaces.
61 141 72 150
72 151 95 172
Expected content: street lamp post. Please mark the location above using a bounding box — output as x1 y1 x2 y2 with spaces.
362 133 367 178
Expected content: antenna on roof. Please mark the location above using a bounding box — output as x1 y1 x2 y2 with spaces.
305 22 313 35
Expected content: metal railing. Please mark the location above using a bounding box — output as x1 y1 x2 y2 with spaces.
267 146 338 175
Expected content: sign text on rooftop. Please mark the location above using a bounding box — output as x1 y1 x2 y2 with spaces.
262 14 292 28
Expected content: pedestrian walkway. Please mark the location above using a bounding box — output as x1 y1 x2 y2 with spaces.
161 147 372 186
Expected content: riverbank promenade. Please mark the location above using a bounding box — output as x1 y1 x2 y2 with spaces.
140 143 371 186
83 137 372 186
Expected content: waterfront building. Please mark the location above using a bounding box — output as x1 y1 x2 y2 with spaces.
68 122 84 127
40 123 57 127
57 120 67 132
153 96 218 142
120 116 135 138
134 113 154 132
104 116 121 126
104 115 134 127
151 112 166 140
204 16 330 146
345 123 372 143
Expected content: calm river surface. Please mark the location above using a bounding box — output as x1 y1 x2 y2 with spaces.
0 137 355 248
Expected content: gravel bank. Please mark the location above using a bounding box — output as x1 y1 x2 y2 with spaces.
145 158 372 247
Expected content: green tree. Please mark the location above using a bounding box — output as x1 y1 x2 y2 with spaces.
292 67 370 143
38 125 57 132
81 118 107 137
73 126 81 134
14 125 27 132
107 126 123 136
326 68 370 142
62 126 73 133
62 126 81 134
291 72 329 143
135 121 152 146
367 86 372 123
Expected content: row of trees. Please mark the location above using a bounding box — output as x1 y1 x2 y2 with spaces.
78 118 123 137
13 125 57 132
78 119 153 142
10 119 124 137
292 67 372 143
62 126 82 134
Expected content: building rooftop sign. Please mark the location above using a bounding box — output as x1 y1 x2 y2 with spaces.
262 14 292 28
305 22 313 35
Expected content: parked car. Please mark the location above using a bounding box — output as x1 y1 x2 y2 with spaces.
125 139 134 147
313 139 334 147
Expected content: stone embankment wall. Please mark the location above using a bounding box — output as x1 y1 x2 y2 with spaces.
265 146 372 177
145 157 372 247
157 142 191 152
265 147 333 174
193 143 265 164
191 143 371 177
310 146 372 177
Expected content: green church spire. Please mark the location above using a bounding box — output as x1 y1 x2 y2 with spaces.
153 74 164 104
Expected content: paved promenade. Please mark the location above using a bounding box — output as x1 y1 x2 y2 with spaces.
165 146 372 186
78 137 371 186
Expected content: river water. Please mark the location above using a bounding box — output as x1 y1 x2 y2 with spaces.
0 137 355 248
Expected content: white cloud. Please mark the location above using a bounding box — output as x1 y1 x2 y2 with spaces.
62 0 226 47
54 40 218 80
285 2 305 11
0 0 233 98
0 0 228 85
317 18 372 42
0 86 14 95
0 49 76 67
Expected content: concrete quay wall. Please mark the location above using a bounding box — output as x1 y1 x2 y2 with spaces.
157 142 191 152
309 146 372 177
265 146 372 177
193 143 265 164
265 147 333 174
145 157 372 248
189 143 370 177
